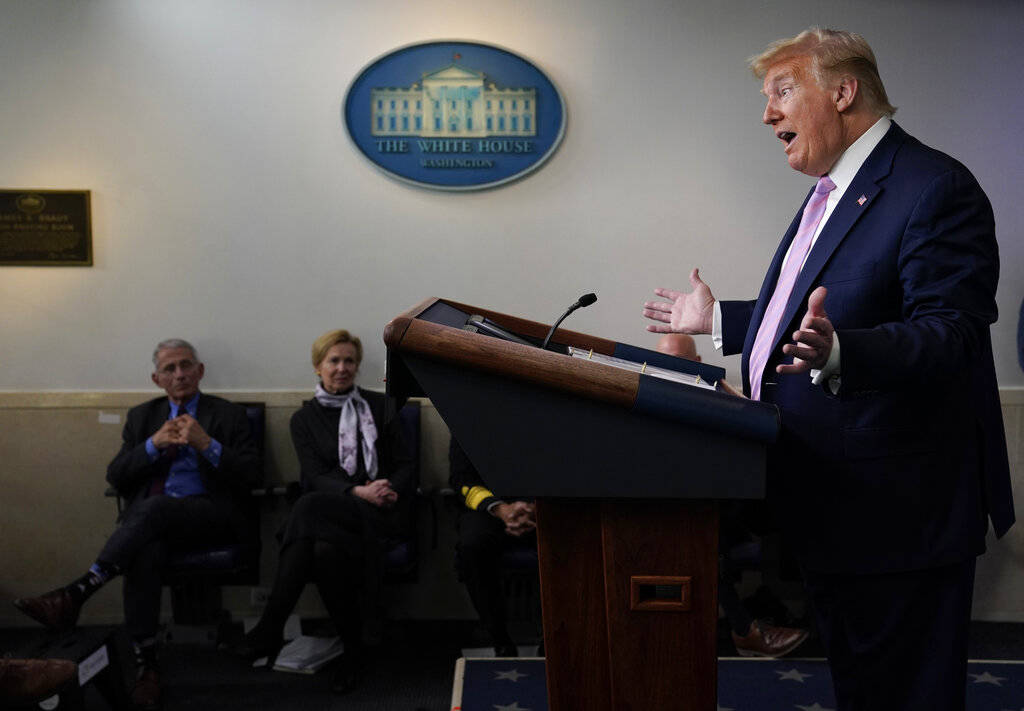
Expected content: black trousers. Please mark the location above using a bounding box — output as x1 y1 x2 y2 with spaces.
97 494 235 641
257 491 406 646
455 508 536 646
803 557 976 711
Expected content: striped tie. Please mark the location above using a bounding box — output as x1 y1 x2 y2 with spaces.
749 175 836 400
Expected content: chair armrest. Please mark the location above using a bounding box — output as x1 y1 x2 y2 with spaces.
251 481 303 504
104 485 124 515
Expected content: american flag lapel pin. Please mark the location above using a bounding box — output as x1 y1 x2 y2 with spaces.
857 194 867 206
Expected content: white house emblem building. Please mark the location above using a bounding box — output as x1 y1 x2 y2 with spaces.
371 62 537 138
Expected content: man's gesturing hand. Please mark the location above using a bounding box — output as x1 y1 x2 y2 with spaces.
643 268 716 335
779 286 833 374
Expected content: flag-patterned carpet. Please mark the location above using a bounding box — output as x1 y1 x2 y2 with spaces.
452 657 1024 710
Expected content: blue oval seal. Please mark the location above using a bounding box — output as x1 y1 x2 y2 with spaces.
343 41 566 191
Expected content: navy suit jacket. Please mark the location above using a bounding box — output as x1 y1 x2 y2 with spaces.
720 122 1014 574
106 392 261 538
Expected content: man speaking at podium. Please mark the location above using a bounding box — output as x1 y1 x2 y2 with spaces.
643 28 1014 711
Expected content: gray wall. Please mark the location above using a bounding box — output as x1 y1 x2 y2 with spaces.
1 0 1021 391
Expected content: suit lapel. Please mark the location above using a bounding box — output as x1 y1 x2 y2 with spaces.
195 392 211 429
151 397 171 433
749 122 906 371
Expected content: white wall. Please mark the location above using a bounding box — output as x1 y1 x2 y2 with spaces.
1 0 1022 391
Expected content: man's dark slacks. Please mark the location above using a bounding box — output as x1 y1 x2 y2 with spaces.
98 494 235 640
456 507 536 646
803 558 976 711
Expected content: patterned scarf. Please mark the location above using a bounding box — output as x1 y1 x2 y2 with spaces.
313 384 379 479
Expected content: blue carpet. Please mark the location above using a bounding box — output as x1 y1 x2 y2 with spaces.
453 657 1024 710
717 658 1024 710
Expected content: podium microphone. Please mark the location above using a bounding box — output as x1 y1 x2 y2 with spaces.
541 293 597 351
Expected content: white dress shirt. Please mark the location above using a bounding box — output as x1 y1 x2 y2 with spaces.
711 116 892 392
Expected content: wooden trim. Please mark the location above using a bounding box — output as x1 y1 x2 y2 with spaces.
395 316 638 408
382 296 439 348
0 390 311 409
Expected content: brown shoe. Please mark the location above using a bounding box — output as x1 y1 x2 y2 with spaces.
731 619 808 658
0 657 78 704
13 588 81 632
131 666 162 711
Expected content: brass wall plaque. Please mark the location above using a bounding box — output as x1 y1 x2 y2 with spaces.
0 190 92 265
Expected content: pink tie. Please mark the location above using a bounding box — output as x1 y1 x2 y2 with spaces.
749 175 836 400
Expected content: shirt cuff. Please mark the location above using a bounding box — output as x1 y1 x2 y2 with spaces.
200 438 223 467
145 437 160 462
810 331 841 394
711 301 724 351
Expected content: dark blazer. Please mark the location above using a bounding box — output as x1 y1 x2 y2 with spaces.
720 122 1014 574
289 388 416 501
106 392 260 537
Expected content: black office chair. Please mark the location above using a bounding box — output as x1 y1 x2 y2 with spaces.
382 401 422 583
106 402 266 627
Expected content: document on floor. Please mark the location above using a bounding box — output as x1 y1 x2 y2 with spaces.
270 636 345 674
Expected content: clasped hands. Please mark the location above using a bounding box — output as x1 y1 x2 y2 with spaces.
353 479 398 508
492 501 536 537
642 268 833 375
151 413 212 453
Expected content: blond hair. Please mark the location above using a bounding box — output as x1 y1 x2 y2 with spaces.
311 329 362 368
749 28 896 117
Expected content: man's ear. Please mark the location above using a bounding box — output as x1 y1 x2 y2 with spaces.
834 76 858 113
151 372 160 387
196 363 205 381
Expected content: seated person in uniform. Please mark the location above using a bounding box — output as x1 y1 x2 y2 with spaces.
14 339 260 710
450 438 536 657
656 334 807 658
229 329 414 693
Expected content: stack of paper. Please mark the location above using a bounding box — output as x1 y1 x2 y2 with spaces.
270 635 345 674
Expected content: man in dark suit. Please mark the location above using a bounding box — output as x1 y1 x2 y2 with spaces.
14 338 259 710
449 437 537 657
643 28 1014 710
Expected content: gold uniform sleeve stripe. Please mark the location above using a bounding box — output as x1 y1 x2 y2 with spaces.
461 485 495 511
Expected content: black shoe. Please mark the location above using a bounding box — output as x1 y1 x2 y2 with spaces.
330 653 366 694
494 643 518 658
224 627 283 664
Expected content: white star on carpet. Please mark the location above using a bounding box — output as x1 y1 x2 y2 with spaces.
970 671 1006 685
494 668 528 682
776 667 813 682
795 703 834 711
493 703 531 711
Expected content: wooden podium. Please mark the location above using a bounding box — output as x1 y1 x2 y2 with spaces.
384 298 779 710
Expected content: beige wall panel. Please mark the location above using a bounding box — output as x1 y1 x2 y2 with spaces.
1 391 1020 627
